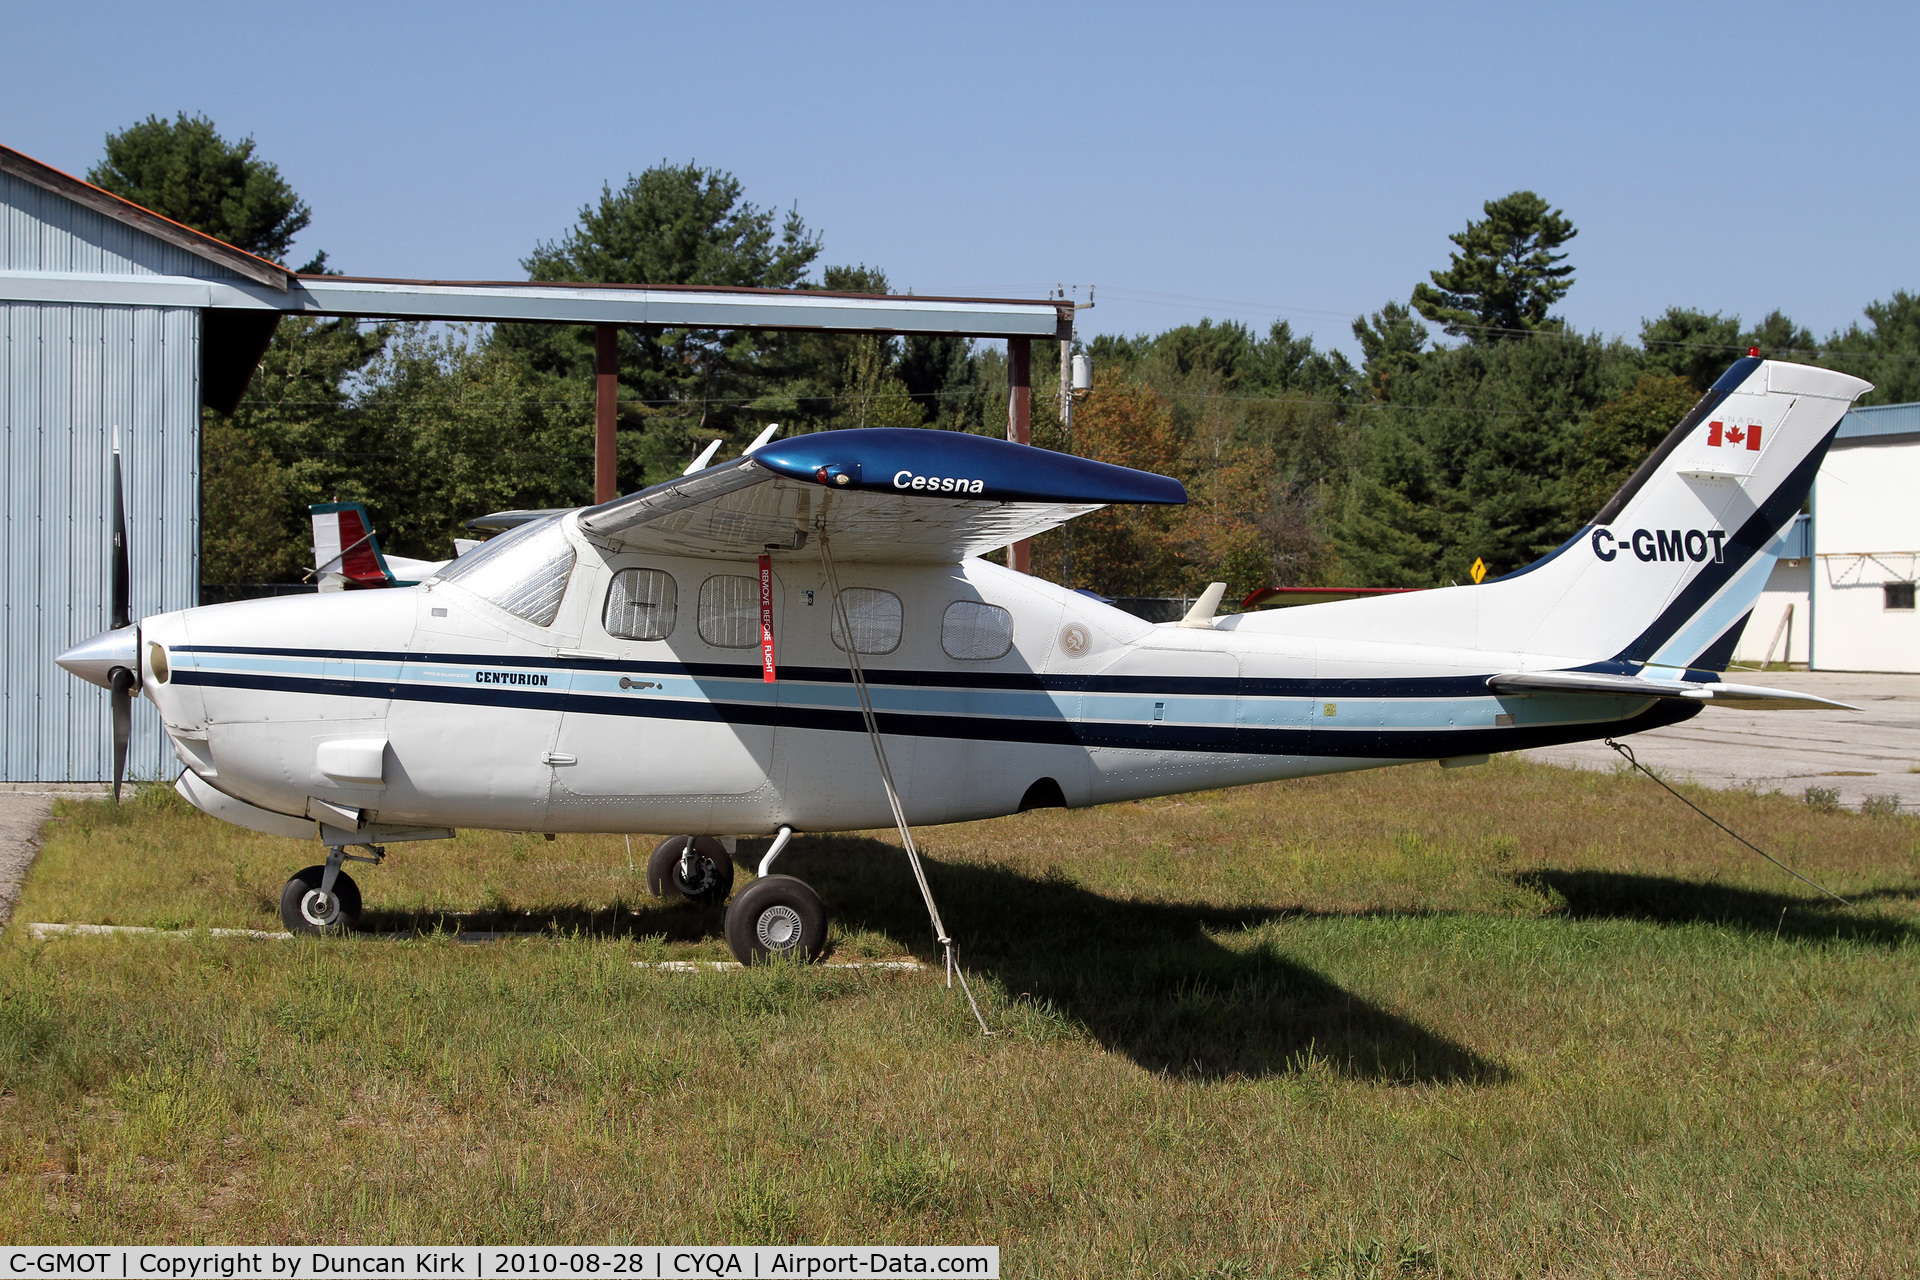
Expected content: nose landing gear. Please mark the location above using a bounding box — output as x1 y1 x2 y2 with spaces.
280 844 382 935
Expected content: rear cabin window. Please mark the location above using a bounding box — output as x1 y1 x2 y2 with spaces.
831 588 903 655
697 575 760 648
604 568 678 640
942 600 1014 660
435 518 575 627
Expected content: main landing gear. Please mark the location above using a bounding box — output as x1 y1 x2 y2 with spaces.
280 844 383 935
648 826 827 965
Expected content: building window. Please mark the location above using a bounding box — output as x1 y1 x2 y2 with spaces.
604 568 677 640
942 600 1014 660
830 588 903 655
1886 582 1916 611
697 575 760 648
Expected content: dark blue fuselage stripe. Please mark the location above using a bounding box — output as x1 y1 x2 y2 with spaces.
173 669 1699 760
173 645 1496 700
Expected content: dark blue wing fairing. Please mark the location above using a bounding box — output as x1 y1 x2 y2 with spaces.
750 428 1188 506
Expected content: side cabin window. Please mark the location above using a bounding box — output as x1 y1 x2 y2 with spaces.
942 600 1013 660
698 575 760 648
831 588 903 655
604 568 678 640
435 517 575 627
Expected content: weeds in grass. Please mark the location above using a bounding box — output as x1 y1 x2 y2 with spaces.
1299 1238 1438 1277
1804 785 1841 812
1863 793 1903 818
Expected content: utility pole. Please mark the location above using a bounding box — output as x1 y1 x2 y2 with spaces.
1006 337 1031 573
594 324 618 503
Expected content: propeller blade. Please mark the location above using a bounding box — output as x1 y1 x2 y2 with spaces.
110 666 133 804
110 438 130 631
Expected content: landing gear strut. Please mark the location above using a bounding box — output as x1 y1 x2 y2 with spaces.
280 844 381 935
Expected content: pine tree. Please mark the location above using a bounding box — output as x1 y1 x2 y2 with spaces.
1411 191 1576 342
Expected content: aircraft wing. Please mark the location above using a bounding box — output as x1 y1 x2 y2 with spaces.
1487 670 1857 711
465 509 569 533
572 428 1186 563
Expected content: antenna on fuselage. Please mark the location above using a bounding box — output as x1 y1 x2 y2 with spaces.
1177 582 1228 629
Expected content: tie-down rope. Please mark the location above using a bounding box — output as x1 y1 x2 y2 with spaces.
1604 738 1850 905
818 530 993 1034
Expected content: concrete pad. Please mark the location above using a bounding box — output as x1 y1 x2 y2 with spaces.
0 795 55 931
1524 671 1920 810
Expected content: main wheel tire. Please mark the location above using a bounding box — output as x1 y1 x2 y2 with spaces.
279 865 362 936
647 836 735 906
724 874 828 965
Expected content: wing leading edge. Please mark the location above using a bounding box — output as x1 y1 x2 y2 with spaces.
574 427 1186 563
1488 670 1857 711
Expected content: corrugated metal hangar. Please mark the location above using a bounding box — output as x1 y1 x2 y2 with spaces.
0 142 1071 783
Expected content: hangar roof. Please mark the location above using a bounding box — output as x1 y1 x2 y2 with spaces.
1836 401 1920 444
0 144 293 290
0 144 1067 341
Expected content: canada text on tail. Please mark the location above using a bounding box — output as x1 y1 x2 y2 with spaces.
1231 356 1871 682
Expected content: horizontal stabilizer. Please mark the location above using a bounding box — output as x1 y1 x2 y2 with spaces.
1487 670 1857 711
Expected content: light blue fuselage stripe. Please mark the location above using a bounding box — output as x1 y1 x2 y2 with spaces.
177 651 1622 733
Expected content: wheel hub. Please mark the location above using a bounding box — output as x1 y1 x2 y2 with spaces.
301 890 339 927
675 857 718 896
756 904 803 951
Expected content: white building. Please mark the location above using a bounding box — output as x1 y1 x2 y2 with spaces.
1806 402 1920 673
1724 402 1920 672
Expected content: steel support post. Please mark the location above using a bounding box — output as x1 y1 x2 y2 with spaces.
1007 337 1031 573
594 324 619 503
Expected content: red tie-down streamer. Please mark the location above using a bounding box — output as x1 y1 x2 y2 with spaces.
759 554 777 682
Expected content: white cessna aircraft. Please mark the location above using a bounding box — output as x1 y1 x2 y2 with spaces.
57 355 1867 962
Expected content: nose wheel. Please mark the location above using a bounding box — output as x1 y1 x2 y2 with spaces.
280 864 363 934
279 844 381 935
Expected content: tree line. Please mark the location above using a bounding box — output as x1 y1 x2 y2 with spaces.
90 114 1920 598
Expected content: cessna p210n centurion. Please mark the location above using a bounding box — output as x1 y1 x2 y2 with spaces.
57 355 1867 963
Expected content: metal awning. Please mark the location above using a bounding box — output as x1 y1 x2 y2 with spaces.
0 270 1070 339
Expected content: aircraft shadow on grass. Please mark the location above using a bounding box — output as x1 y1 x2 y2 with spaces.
1515 869 1918 947
363 835 1508 1087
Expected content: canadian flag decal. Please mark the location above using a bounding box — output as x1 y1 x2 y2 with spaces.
1706 420 1761 451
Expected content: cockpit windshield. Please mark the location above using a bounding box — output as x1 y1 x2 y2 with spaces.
433 517 576 626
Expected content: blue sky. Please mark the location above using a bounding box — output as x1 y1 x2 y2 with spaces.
7 2 1915 357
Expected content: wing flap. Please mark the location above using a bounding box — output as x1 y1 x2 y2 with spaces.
1488 670 1857 711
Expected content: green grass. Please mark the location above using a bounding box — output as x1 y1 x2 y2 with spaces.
4 756 1919 1276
